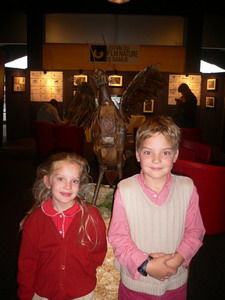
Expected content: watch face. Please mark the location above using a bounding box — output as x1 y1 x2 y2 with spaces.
137 261 148 276
138 267 147 276
137 256 153 276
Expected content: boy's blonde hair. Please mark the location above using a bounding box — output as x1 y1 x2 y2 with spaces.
135 115 181 152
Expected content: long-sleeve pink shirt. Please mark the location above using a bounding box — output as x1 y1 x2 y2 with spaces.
108 171 205 280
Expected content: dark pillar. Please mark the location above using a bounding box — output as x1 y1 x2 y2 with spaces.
27 8 45 69
184 13 203 74
0 51 4 147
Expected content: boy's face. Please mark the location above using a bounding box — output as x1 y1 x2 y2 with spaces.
136 133 179 188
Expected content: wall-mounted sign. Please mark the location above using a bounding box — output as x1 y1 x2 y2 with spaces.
90 44 140 65
30 71 63 102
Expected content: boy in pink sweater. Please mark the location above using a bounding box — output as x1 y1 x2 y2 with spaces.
108 115 205 299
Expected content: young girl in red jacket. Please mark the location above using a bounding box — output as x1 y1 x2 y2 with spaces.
17 152 107 300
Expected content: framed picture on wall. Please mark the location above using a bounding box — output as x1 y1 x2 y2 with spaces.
143 99 154 113
73 74 88 86
13 76 26 92
108 75 123 87
207 78 216 90
206 96 215 108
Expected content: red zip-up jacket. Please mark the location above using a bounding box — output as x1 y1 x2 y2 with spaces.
17 203 107 300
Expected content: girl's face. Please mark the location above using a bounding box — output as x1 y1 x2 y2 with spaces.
136 133 179 191
44 161 81 212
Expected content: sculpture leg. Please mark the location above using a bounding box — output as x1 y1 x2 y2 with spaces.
92 165 106 205
118 163 123 180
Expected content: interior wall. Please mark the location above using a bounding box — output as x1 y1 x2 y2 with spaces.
42 44 186 73
45 14 184 46
1 11 225 49
5 68 31 140
5 67 225 147
0 11 26 44
202 15 225 49
200 73 225 144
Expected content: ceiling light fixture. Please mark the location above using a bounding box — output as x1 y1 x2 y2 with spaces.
108 0 130 4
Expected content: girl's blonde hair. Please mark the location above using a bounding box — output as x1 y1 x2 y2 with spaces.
135 115 181 152
21 152 98 248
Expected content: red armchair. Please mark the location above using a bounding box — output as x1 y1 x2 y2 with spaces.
33 121 57 157
33 121 85 158
172 159 225 235
180 139 213 164
54 125 85 156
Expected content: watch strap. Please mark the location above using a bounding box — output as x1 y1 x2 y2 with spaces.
137 255 154 276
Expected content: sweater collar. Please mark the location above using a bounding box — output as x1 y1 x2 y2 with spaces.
138 170 172 193
41 198 80 217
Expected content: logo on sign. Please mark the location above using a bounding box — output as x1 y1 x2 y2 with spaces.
90 45 107 62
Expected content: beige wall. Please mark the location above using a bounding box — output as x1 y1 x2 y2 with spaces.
45 14 184 46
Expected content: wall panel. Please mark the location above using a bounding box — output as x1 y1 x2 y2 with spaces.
43 44 186 73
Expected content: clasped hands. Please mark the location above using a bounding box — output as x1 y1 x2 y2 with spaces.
145 252 184 281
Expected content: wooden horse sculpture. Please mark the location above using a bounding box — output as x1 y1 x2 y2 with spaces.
67 66 167 204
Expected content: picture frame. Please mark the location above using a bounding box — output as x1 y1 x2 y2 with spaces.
108 75 123 87
13 76 26 92
143 99 154 113
73 74 88 86
207 78 216 91
206 96 215 108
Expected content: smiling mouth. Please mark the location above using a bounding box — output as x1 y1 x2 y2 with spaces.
60 192 72 197
150 167 163 171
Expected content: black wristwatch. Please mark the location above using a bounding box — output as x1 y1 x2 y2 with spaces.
137 255 154 276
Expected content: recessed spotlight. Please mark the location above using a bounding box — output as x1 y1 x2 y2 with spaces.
108 0 130 4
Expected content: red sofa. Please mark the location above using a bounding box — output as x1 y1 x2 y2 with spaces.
172 159 225 235
181 128 203 142
180 139 213 164
33 121 85 158
179 146 197 162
